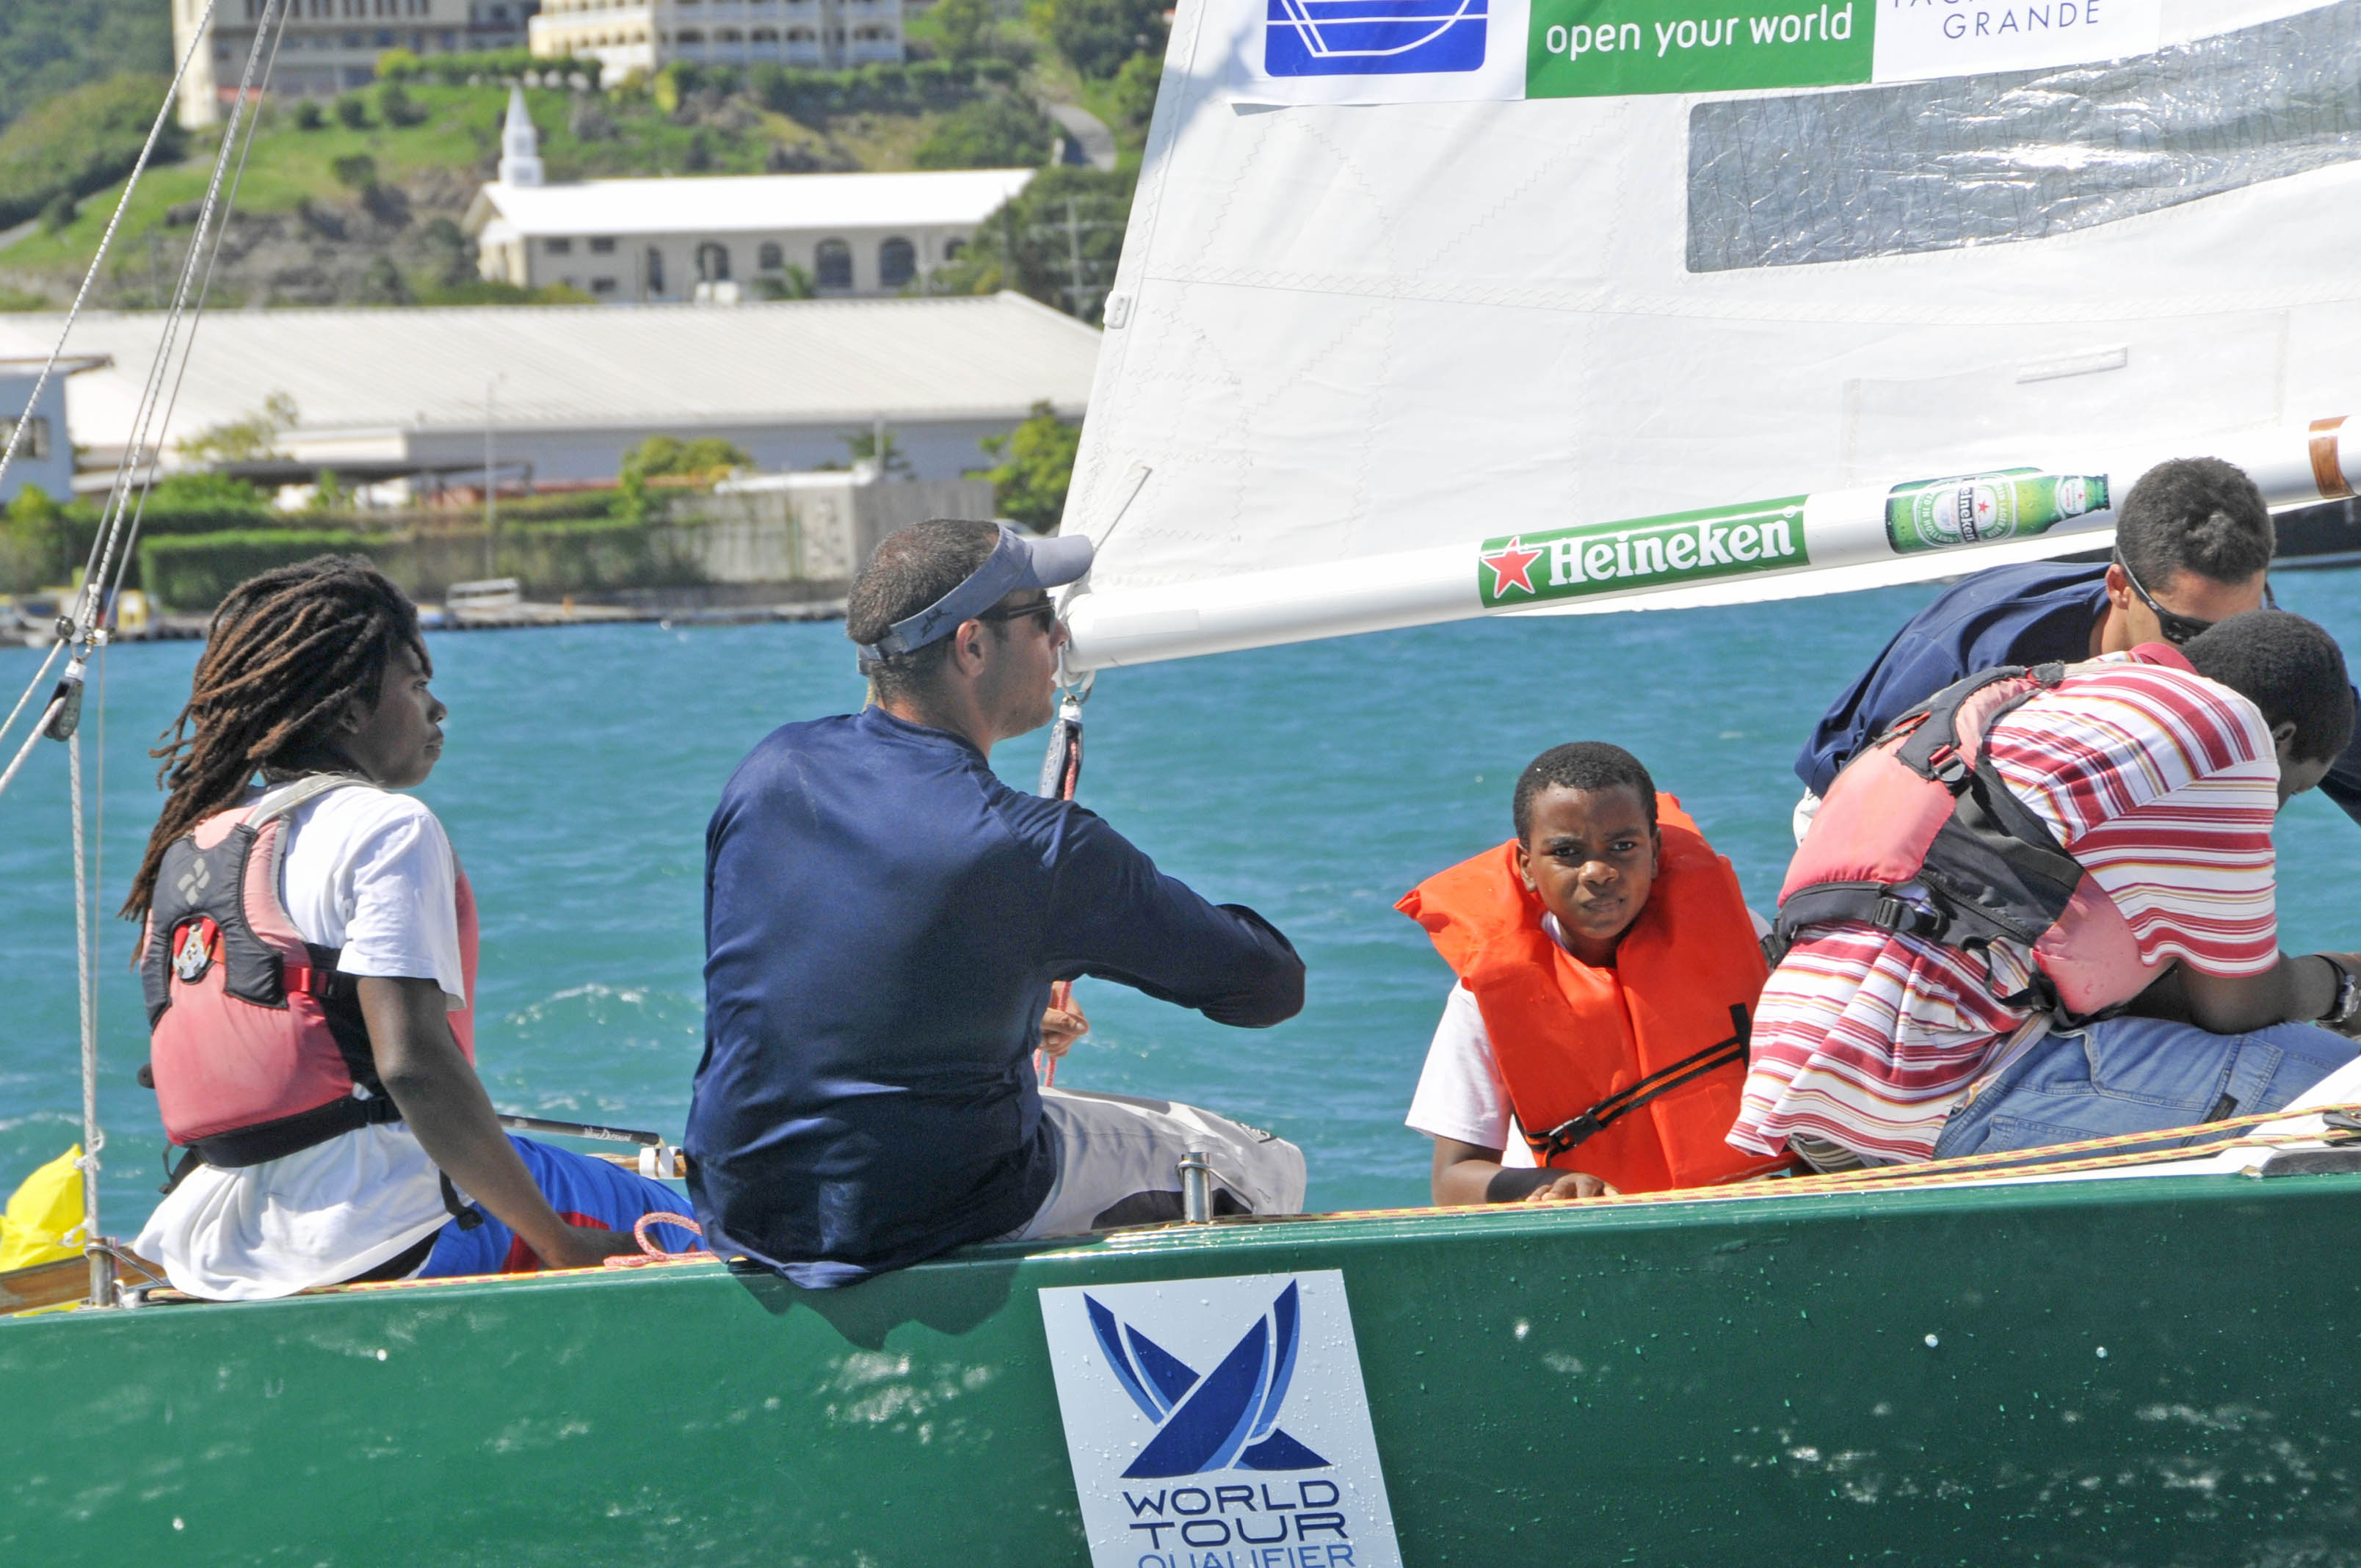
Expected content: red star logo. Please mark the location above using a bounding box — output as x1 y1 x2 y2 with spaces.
1481 536 1543 598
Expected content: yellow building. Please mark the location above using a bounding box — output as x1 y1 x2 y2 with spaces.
172 0 539 128
528 0 902 78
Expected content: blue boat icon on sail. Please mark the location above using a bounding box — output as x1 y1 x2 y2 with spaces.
1264 0 1487 76
1087 1281 1332 1478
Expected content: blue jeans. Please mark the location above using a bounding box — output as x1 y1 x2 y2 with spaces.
1932 1015 2357 1161
420 1135 701 1277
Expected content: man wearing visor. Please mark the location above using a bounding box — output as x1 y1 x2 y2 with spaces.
1792 456 2361 841
689 520 1308 1288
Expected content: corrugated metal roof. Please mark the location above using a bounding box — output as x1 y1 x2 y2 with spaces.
471 169 1037 238
0 294 1100 452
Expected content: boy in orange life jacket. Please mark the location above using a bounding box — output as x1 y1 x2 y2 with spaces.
1399 743 1790 1204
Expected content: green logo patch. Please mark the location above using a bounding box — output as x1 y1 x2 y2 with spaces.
1527 0 1872 98
1477 497 1811 608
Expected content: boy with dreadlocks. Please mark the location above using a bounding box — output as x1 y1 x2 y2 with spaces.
128 557 695 1299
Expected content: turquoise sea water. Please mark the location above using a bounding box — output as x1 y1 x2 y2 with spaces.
6 570 2360 1230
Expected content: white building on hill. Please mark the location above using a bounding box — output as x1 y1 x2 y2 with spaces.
173 0 540 128
465 96 1031 301
529 0 903 77
0 294 1096 485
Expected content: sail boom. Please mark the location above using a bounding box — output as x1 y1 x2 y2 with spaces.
1064 420 2356 672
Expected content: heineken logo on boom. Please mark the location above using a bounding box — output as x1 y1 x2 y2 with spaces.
1477 496 1809 609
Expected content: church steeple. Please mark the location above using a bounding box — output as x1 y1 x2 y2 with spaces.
498 85 543 187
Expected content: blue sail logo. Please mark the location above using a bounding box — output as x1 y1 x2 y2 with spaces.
1086 1281 1333 1478
1264 0 1488 76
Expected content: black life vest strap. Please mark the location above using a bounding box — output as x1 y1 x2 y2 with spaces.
1526 1004 1752 1162
439 1171 485 1231
184 1092 404 1169
1770 660 2078 970
1891 661 2066 788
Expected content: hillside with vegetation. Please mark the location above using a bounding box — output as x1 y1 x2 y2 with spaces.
0 0 1165 325
0 0 170 134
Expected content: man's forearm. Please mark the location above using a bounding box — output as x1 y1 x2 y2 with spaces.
2173 951 2346 1036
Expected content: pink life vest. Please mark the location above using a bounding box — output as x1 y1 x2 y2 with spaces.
1773 647 2192 1023
140 774 478 1167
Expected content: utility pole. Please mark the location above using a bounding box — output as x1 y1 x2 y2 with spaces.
482 373 502 577
1062 198 1087 319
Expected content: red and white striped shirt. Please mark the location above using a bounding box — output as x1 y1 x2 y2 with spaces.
1731 648 2282 1163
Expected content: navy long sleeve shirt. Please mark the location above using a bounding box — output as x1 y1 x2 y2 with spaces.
686 705 1305 1288
1794 560 2361 827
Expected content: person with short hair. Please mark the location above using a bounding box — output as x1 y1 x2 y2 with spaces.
1792 457 2361 839
1400 742 1791 1204
1736 609 2361 1170
129 558 695 1300
690 520 1308 1288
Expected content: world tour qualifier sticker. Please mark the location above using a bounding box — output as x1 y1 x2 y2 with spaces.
1040 1271 1404 1568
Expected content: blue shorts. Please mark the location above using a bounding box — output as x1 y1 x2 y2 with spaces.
419 1135 702 1277
1932 1015 2357 1161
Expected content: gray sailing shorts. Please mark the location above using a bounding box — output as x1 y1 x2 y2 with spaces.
1008 1087 1308 1237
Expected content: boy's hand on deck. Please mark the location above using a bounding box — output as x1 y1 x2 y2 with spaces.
537 1223 646 1271
1525 1171 1620 1203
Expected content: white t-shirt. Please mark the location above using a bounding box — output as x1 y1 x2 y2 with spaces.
1405 908 1772 1168
135 783 470 1301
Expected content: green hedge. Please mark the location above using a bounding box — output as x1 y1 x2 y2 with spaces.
742 59 1018 120
377 50 604 90
138 529 371 609
138 518 703 610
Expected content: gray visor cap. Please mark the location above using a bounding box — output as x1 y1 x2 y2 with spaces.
856 523 1094 667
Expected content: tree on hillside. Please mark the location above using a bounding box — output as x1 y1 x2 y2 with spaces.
930 166 1132 324
623 435 752 482
913 94 1052 170
934 0 1000 65
0 1 170 133
838 429 912 477
1046 0 1167 79
619 435 751 521
1109 50 1161 132
175 392 299 464
976 402 1080 532
0 74 184 231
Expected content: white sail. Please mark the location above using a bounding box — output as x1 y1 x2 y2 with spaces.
1062 0 2361 669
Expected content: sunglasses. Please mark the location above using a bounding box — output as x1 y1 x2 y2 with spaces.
2115 553 2274 647
976 598 1059 635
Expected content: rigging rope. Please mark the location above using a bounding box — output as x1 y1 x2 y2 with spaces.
0 687 69 805
76 0 291 647
0 0 266 815
69 724 104 1294
0 0 222 508
1034 680 1090 1088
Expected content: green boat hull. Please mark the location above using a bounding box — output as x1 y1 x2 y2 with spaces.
6 1171 2357 1566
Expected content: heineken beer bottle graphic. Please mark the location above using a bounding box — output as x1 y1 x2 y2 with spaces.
1885 469 2110 553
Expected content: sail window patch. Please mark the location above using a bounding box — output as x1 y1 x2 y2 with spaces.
1686 0 2361 271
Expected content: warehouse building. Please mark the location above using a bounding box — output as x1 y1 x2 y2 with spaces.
0 294 1096 487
